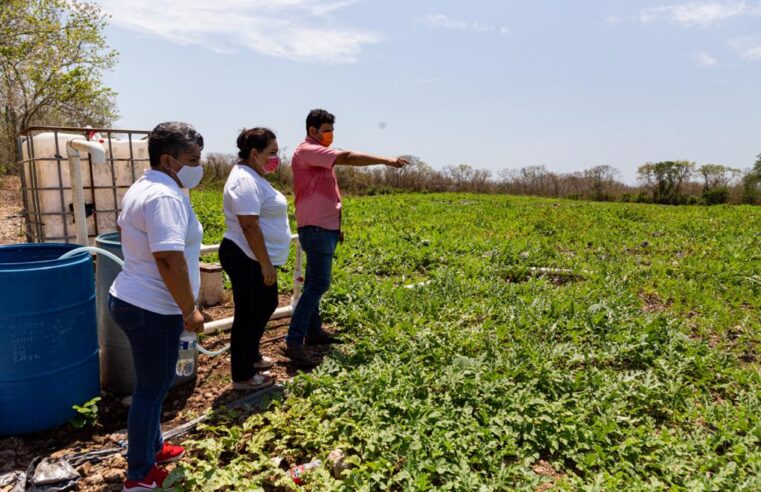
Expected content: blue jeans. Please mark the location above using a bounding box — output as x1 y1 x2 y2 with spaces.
108 294 183 480
287 226 340 346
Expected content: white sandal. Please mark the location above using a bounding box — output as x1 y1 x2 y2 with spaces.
232 373 274 391
253 355 275 370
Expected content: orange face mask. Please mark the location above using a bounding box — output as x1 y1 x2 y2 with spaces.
319 131 334 147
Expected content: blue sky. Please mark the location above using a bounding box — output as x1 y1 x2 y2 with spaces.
98 0 761 183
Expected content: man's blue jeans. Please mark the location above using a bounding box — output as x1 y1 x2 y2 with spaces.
108 294 182 480
287 226 340 346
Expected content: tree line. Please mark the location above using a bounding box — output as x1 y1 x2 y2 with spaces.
200 152 761 205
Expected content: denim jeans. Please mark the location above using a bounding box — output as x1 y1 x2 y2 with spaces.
218 238 279 382
286 226 340 346
108 294 183 480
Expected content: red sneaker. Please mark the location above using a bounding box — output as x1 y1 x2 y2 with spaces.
123 465 168 491
155 442 185 464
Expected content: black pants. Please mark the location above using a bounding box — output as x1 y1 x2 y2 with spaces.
218 238 278 382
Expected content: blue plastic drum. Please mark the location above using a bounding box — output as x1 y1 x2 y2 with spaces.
0 243 99 436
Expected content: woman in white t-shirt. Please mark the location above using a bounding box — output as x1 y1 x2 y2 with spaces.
108 122 206 490
219 127 291 390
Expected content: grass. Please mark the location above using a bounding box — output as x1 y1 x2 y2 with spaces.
177 191 760 490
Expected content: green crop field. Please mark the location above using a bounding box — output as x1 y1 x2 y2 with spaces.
179 191 760 490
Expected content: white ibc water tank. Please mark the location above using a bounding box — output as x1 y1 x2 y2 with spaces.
20 131 150 243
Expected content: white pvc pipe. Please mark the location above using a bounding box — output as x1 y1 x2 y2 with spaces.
199 244 219 255
201 234 304 335
292 238 304 305
66 235 304 353
200 233 300 256
202 305 293 335
66 139 106 245
67 149 87 246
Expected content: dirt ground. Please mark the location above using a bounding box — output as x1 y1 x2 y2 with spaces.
1 312 336 490
0 175 25 245
0 176 333 490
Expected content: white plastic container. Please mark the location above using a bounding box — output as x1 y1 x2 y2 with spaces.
20 131 150 243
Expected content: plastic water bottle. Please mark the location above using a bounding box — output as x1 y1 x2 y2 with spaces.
176 330 197 376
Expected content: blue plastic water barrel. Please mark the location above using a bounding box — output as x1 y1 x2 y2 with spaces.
0 243 100 436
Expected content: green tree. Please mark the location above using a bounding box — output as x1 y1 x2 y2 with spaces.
637 160 695 204
740 153 761 204
698 164 740 205
0 0 118 173
699 164 729 191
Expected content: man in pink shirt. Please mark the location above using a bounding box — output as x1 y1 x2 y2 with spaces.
281 109 408 367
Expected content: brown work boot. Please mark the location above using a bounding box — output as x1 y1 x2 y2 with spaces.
305 330 343 346
279 343 321 368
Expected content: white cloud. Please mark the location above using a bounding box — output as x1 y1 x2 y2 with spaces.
606 15 623 24
639 1 760 27
729 36 761 59
695 50 719 66
419 14 510 35
97 0 380 63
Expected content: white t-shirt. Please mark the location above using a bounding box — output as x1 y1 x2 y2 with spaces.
110 169 203 315
223 164 291 266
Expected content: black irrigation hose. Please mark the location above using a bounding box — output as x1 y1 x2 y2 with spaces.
29 319 295 476
260 333 287 346
65 447 125 467
30 384 285 476
163 384 284 441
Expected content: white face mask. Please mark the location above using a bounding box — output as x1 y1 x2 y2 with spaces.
173 162 204 189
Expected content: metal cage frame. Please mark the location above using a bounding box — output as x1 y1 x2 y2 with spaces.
17 126 151 243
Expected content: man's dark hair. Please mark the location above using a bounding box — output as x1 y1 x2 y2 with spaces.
237 127 276 160
306 109 335 133
148 121 204 167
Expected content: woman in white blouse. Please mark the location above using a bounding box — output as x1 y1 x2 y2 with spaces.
108 121 205 490
219 128 291 390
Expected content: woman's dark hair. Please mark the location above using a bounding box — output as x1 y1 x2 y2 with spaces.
148 121 204 167
305 108 335 133
237 127 276 160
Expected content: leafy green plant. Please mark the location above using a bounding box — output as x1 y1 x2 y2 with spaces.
70 396 101 429
178 192 761 490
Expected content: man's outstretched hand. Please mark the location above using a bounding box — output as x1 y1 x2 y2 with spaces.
387 156 410 168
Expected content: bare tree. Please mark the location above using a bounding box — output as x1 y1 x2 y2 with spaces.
469 168 492 192
444 164 475 190
584 165 620 200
